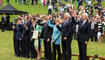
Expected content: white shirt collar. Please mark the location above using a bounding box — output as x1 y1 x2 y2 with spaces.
83 20 87 25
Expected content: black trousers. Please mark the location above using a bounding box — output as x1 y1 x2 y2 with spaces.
24 39 30 57
21 39 26 57
73 30 77 40
94 31 98 42
30 39 36 58
14 40 21 56
78 42 87 60
44 40 51 60
1 24 5 32
52 44 61 60
62 39 72 60
91 29 94 41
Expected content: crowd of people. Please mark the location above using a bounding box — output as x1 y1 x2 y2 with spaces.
0 0 99 60
12 1 105 60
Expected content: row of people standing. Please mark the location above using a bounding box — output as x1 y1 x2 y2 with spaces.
13 2 105 60
13 11 91 60
13 15 45 60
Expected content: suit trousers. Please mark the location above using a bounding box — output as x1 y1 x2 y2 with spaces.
52 44 61 60
30 39 36 58
1 23 5 32
94 31 98 42
91 29 94 41
14 40 21 56
24 39 30 57
21 39 26 57
78 42 87 60
44 40 51 60
62 39 72 60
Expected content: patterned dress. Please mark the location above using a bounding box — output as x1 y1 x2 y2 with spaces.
34 24 43 46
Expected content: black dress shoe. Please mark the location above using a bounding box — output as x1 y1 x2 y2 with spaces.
15 55 20 57
26 56 30 58
31 57 35 59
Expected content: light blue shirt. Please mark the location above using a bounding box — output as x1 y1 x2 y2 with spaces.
48 20 61 45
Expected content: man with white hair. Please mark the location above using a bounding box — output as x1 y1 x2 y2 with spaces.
57 13 74 60
77 13 90 60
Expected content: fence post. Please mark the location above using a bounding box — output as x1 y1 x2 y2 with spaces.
87 56 89 60
78 56 80 60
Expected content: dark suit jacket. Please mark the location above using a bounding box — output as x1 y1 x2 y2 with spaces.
57 19 74 40
77 20 90 43
29 23 35 40
1 16 6 24
38 21 53 40
14 24 22 40
23 21 31 40
13 24 17 41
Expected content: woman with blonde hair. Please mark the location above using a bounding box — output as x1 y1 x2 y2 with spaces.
47 18 62 60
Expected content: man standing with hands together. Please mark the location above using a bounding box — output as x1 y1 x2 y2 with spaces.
77 13 90 60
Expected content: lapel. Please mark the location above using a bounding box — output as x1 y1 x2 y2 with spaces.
62 20 69 27
43 22 47 29
80 20 88 30
79 20 83 30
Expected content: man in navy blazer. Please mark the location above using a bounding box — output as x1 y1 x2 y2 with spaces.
1 14 6 32
38 16 53 60
13 18 23 57
22 18 31 58
77 13 90 60
56 13 74 60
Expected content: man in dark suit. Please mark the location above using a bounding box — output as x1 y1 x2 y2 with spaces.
23 17 32 58
77 13 90 60
13 18 23 57
1 14 6 32
38 16 53 60
56 13 74 60
17 18 25 57
94 21 98 42
28 18 36 58
13 19 18 56
18 19 26 57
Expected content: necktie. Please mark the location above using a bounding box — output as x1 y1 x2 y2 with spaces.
44 22 47 28
80 21 83 28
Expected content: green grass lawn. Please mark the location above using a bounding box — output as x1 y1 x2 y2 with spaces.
0 30 105 60
1 0 48 14
0 0 105 60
